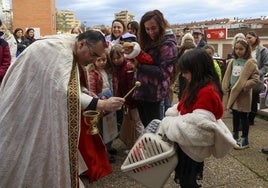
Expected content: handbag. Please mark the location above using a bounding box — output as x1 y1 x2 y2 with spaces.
102 112 118 144
119 107 138 149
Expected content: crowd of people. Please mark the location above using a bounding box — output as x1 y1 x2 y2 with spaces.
0 20 37 84
0 8 268 187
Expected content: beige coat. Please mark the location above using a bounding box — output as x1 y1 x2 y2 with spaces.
222 58 259 112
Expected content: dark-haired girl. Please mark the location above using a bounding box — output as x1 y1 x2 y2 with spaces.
162 49 235 187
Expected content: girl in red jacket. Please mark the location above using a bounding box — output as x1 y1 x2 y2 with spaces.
88 47 118 163
162 49 224 188
110 44 144 146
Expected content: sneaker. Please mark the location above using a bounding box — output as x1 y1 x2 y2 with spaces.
261 148 268 154
232 132 240 142
196 172 203 180
174 178 180 184
234 137 249 150
124 149 130 155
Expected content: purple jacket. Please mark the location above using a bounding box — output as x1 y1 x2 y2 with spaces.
133 32 178 102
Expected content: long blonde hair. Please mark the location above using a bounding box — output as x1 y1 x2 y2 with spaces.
0 24 12 39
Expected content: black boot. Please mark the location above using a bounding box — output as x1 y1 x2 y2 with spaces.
196 162 204 180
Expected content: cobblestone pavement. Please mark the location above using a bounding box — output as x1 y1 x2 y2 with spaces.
84 112 268 188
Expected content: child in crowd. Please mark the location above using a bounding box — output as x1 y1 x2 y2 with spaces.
161 49 235 187
227 33 246 60
203 44 222 81
0 19 11 84
88 48 117 163
89 48 113 100
222 39 259 149
109 44 144 140
174 42 196 100
0 24 17 63
71 26 83 35
127 21 139 37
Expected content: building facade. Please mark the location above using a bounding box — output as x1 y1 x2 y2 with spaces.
114 10 135 25
12 0 56 37
0 0 12 29
56 10 81 34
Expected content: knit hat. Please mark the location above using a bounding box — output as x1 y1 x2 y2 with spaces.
119 32 137 43
181 33 195 46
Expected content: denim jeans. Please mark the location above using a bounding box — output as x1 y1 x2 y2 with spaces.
159 96 171 120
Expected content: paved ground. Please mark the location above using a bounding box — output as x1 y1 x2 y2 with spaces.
84 110 268 188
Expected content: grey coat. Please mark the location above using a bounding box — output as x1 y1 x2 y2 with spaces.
254 45 268 92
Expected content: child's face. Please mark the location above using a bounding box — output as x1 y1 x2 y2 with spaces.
72 28 81 34
112 54 124 66
234 43 246 59
182 71 192 83
94 53 107 69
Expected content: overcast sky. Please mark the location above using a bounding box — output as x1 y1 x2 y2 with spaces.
55 0 267 26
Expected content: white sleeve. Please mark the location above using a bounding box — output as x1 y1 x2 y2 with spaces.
124 42 141 59
81 92 94 110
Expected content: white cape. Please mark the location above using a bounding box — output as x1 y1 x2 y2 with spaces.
0 34 87 187
161 105 236 162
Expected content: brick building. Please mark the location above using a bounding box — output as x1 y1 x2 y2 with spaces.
12 0 56 37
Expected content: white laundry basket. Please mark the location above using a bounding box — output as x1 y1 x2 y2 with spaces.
121 120 178 188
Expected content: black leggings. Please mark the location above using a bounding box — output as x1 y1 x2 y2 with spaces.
232 109 249 138
175 146 202 188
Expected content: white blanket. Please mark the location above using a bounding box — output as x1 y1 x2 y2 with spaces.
161 105 236 162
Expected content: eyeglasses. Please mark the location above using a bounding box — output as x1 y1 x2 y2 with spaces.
86 44 102 60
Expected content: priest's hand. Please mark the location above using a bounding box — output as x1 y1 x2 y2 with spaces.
97 97 125 112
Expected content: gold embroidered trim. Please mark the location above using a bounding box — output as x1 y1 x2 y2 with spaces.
67 62 80 188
